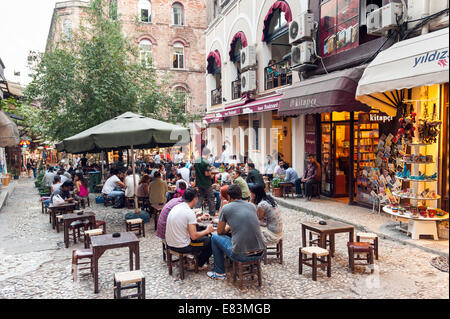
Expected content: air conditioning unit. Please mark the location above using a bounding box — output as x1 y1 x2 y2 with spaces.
360 1 380 26
291 41 314 66
241 70 256 93
289 12 315 44
381 2 404 31
240 45 256 70
367 7 383 35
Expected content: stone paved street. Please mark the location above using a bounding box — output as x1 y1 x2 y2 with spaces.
0 179 448 299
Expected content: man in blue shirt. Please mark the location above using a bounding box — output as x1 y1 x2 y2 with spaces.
283 163 298 183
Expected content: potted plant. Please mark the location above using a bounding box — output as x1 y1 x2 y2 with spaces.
272 177 282 197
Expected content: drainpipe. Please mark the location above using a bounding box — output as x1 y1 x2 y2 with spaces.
421 0 430 34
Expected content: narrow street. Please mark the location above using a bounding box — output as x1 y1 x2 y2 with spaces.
0 178 448 299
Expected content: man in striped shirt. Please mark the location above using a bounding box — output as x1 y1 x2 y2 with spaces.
156 196 184 240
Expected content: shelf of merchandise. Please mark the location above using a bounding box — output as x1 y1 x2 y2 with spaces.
392 191 441 200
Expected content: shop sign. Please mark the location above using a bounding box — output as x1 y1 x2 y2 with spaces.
242 101 279 114
413 49 448 69
369 113 393 123
288 97 318 109
220 108 242 117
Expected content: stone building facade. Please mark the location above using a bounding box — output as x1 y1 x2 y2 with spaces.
46 0 207 115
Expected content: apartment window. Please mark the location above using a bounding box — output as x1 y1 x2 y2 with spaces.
320 0 359 57
109 0 118 20
172 42 184 69
139 39 152 68
62 19 72 41
172 2 184 26
139 0 151 23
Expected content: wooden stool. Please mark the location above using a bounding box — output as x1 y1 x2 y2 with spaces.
224 254 233 275
167 249 198 280
356 232 379 260
69 220 87 244
40 197 50 214
125 197 135 209
161 240 168 262
298 246 331 281
232 255 263 289
84 228 104 248
263 239 283 265
280 183 295 199
95 220 107 234
151 204 164 230
347 242 374 274
55 215 64 232
308 231 334 255
72 248 93 281
125 218 145 237
113 270 146 299
138 197 150 212
102 193 114 207
80 196 90 209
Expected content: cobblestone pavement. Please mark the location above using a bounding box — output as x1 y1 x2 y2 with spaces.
0 179 448 299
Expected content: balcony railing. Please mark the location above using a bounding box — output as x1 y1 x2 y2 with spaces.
264 60 292 91
232 79 241 100
211 88 222 106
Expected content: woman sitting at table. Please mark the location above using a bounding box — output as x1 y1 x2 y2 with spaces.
149 171 168 206
176 180 187 198
250 184 283 246
137 174 151 198
73 173 89 203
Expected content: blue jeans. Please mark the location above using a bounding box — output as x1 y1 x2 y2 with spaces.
211 233 264 274
108 189 125 206
44 198 51 207
214 191 221 212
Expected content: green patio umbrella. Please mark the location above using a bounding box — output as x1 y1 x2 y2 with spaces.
58 112 190 211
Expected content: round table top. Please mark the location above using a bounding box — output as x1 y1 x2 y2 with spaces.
383 206 449 221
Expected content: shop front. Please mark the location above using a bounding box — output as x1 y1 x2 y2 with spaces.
279 67 388 205
356 27 449 239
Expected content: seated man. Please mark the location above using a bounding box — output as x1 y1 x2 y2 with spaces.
295 154 320 201
42 167 56 187
165 188 214 269
231 170 251 201
50 180 76 206
101 169 126 208
124 168 140 198
283 163 298 184
246 163 265 191
149 171 168 207
207 184 265 280
156 196 185 240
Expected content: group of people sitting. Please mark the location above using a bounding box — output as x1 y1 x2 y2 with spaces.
157 182 282 280
263 154 321 201
42 165 90 208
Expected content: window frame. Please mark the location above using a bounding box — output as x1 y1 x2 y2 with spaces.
139 39 153 68
62 18 72 41
172 42 185 69
172 2 184 26
138 0 152 23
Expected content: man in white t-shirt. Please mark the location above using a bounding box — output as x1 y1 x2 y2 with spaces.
177 163 190 184
102 170 126 207
174 150 184 164
220 145 229 165
124 169 140 198
165 188 214 268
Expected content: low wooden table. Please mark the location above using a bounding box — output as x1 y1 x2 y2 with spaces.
91 232 140 293
48 203 76 230
61 211 96 248
301 220 355 257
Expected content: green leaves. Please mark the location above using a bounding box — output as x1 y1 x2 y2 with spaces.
25 0 194 142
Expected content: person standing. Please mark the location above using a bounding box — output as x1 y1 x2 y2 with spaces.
220 145 229 165
194 148 216 216
264 155 276 181
207 184 265 280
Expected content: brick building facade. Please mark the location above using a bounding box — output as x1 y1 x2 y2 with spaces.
46 0 207 114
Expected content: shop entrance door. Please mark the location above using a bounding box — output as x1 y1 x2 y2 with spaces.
333 123 351 197
320 116 351 198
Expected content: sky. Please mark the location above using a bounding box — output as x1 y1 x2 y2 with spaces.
0 0 61 86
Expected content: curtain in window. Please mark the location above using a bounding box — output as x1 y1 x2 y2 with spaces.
172 3 183 25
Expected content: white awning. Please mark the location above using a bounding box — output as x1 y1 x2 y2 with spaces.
356 28 449 116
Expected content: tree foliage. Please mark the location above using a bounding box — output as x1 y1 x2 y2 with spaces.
25 0 196 142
